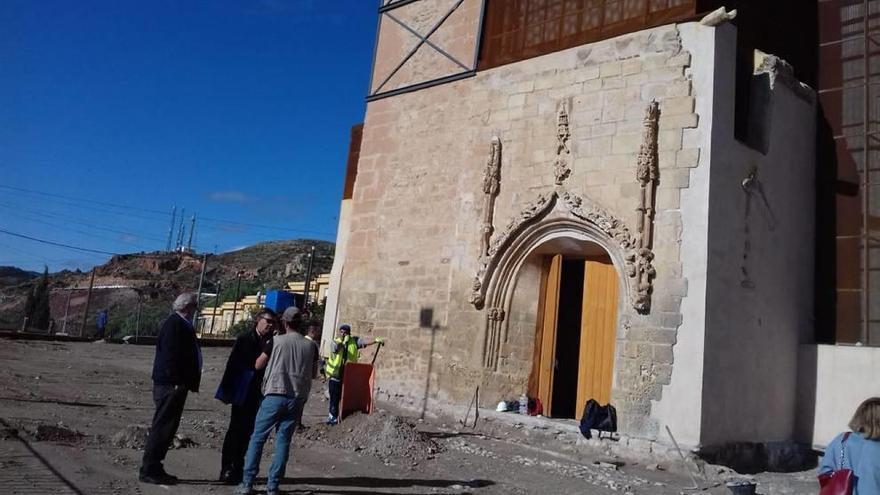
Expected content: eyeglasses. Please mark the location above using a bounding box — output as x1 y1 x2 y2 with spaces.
260 317 278 326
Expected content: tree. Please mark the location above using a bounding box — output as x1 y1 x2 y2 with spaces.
24 266 50 330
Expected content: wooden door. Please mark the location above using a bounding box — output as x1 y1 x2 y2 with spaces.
536 254 562 415
576 258 619 418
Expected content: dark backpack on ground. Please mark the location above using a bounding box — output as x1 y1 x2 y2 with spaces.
579 399 617 439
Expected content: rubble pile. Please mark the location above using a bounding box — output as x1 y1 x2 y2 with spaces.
171 433 197 449
302 411 440 462
25 422 86 444
187 418 222 448
111 425 149 449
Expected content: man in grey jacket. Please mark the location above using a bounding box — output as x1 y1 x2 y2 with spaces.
236 306 317 495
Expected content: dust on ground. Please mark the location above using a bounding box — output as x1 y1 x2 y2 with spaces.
0 339 818 494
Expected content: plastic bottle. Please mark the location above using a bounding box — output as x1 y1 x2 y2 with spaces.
518 393 528 415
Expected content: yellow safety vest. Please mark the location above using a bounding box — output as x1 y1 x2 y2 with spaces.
324 336 360 379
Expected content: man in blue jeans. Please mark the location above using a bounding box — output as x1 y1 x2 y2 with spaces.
236 306 318 495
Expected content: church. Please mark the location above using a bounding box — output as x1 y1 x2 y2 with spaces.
322 0 879 451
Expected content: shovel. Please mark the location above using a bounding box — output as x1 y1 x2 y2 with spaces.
371 340 384 364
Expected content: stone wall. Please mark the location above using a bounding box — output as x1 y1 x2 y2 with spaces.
341 20 708 439
320 199 353 357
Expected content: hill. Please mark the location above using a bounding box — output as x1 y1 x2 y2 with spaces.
0 266 40 286
0 239 334 335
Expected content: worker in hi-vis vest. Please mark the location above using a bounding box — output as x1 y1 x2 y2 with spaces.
323 324 383 425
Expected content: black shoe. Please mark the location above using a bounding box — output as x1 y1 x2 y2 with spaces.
158 470 179 483
139 471 178 485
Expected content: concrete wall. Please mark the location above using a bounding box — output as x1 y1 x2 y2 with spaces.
700 27 817 445
797 344 880 448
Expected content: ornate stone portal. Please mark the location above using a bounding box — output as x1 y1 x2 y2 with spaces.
470 100 661 369
554 101 572 185
479 137 502 258
633 100 660 312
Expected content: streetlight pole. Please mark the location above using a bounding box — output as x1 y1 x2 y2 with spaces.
303 245 316 309
80 269 96 338
135 293 142 340
209 282 221 335
61 287 73 334
194 253 207 333
229 272 243 333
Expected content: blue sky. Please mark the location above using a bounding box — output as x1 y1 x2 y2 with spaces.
0 0 377 272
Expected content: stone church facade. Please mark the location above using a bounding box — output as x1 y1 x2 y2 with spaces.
325 1 821 449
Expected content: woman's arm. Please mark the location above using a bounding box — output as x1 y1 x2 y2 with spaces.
818 434 842 474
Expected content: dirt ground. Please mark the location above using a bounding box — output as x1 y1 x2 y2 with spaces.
0 339 819 494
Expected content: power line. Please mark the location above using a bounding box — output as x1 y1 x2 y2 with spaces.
0 241 61 265
0 204 157 252
0 228 205 261
0 187 170 223
0 201 167 244
198 216 334 237
0 228 118 255
0 184 169 215
1 183 336 236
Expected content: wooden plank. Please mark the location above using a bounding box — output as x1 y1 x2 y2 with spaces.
577 257 619 415
599 259 619 404
538 254 562 415
527 256 552 398
608 264 621 402
598 261 618 404
576 259 594 419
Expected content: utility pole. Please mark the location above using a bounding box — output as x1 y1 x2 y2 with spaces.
176 208 186 251
79 269 96 337
209 282 221 335
193 253 207 333
186 215 196 252
134 293 142 340
166 206 177 251
303 245 316 309
61 287 73 334
229 271 243 333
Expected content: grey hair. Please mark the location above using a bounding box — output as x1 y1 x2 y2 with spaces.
172 292 198 312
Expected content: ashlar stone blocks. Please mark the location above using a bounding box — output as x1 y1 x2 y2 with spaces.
340 23 703 441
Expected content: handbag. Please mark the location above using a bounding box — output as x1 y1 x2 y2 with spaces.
818 432 854 495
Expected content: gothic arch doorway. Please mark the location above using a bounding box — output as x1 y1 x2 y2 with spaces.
525 239 620 419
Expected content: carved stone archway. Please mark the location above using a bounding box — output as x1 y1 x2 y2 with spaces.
474 189 652 369
469 100 660 370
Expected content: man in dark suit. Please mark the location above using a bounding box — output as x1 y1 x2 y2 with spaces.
217 307 277 484
139 292 202 485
